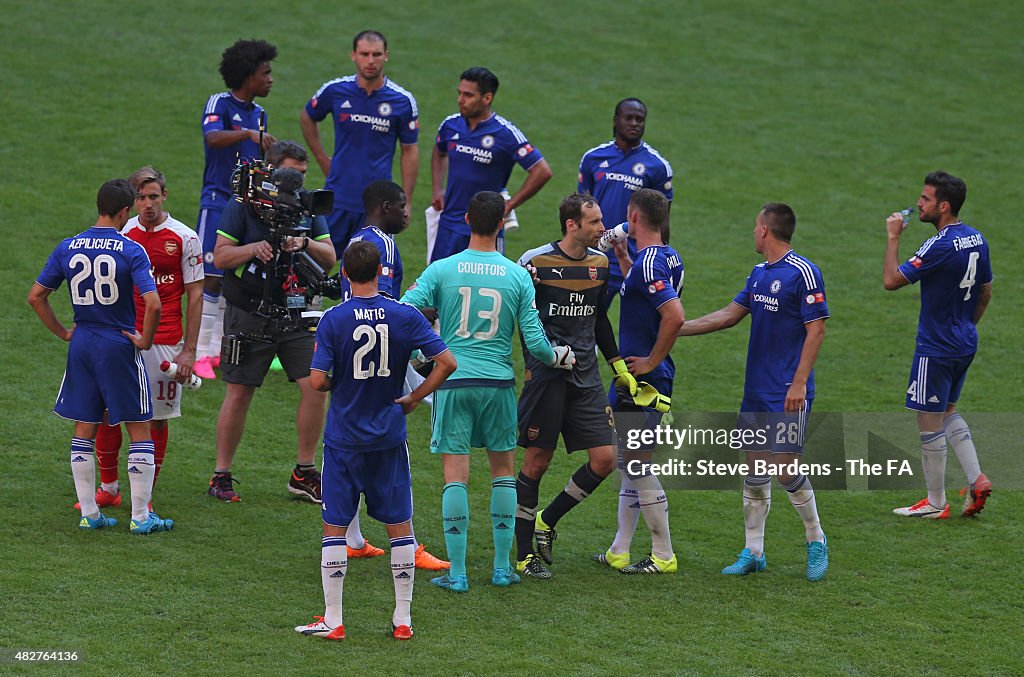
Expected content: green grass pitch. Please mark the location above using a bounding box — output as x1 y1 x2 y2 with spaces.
2 0 1022 674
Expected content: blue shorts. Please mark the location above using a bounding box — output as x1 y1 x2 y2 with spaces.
55 327 152 425
905 352 974 413
321 443 412 527
737 395 813 454
327 208 365 259
196 207 225 276
430 226 505 263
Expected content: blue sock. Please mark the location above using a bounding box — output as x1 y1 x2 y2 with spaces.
442 482 469 578
491 476 516 571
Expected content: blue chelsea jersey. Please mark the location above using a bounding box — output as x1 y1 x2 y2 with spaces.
732 251 829 397
578 141 674 279
200 92 265 210
618 244 685 382
305 76 419 212
312 295 447 452
897 223 992 358
36 226 157 341
435 113 543 235
340 226 404 299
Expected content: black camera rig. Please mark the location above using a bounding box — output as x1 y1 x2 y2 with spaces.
220 158 341 361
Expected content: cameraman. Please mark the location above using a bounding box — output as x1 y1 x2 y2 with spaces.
208 140 336 503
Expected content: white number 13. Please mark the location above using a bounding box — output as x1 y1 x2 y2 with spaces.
456 286 502 340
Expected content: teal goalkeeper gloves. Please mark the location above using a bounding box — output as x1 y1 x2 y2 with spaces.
633 382 672 413
611 359 638 397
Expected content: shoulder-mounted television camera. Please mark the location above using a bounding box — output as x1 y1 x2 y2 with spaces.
230 158 333 233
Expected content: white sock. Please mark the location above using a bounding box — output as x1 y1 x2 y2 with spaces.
944 413 981 484
346 503 366 550
126 441 155 522
211 295 226 356
610 471 641 555
635 474 673 561
920 431 947 508
71 438 98 518
742 476 771 556
390 537 416 628
198 292 219 359
100 481 119 495
782 475 824 542
321 537 346 628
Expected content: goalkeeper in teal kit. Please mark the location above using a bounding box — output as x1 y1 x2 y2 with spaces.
401 191 575 592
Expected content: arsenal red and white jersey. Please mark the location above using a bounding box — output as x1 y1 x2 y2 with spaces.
122 214 204 344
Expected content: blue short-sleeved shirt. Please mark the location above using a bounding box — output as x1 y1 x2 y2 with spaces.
36 226 156 341
312 295 447 452
305 76 418 212
732 251 829 398
435 113 543 236
340 226 403 299
897 223 992 358
200 93 265 210
578 141 674 279
618 244 685 383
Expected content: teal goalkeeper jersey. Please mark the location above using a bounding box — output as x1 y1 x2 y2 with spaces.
402 249 555 387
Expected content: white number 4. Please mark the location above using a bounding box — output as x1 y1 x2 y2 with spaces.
959 251 979 301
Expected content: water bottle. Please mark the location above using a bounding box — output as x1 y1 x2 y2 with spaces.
597 222 629 252
500 190 519 232
899 207 914 230
160 360 202 390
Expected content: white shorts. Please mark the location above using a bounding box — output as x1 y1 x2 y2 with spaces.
142 342 186 420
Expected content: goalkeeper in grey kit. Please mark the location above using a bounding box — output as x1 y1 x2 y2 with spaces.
513 193 641 579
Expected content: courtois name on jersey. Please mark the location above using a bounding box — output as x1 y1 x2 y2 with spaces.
305 76 418 212
518 243 609 387
435 113 543 235
312 295 447 452
898 222 992 358
619 245 684 382
36 227 156 339
732 251 829 397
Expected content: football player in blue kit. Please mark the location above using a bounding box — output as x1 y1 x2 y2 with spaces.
194 39 278 379
681 203 829 581
578 98 674 310
884 171 993 519
301 30 419 258
29 179 171 535
337 179 451 571
294 241 456 641
429 67 552 262
594 189 685 575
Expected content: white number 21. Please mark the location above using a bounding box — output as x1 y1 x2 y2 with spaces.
352 324 391 379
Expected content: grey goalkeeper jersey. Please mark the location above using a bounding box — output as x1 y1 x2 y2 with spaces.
517 242 610 388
